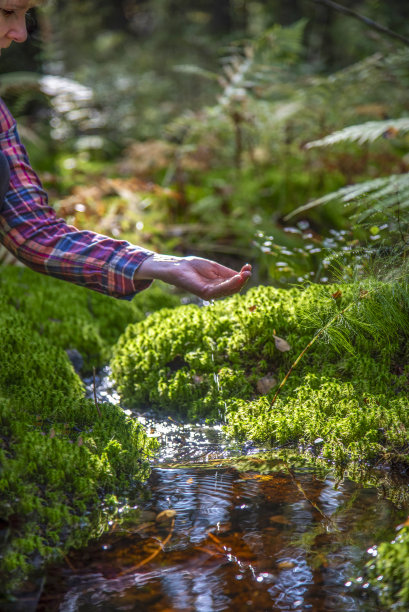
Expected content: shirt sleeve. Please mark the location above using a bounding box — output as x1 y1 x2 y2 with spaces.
0 98 154 300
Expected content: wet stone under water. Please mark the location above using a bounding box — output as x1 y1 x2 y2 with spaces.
35 369 407 611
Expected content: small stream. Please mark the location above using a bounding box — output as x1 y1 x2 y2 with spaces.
36 368 408 611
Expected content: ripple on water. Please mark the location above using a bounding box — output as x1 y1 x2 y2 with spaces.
38 465 405 612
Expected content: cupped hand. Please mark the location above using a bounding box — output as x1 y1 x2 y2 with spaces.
135 254 252 299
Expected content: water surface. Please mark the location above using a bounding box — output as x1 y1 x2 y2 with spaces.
38 463 402 611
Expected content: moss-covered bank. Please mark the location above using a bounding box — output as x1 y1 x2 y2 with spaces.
111 281 409 608
0 266 179 370
0 266 179 598
111 282 409 467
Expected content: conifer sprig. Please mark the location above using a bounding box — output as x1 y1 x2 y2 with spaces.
271 264 409 408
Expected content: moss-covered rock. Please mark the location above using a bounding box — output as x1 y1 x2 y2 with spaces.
0 268 179 596
111 282 409 467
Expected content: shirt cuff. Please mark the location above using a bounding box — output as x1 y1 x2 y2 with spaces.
108 246 155 301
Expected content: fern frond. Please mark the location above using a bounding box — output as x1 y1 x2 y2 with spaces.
0 71 42 95
306 118 409 149
285 173 409 220
305 48 409 93
256 19 307 62
172 65 220 81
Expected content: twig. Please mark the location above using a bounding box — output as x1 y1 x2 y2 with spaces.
63 554 77 572
207 531 227 554
284 462 336 527
119 517 175 576
195 546 222 557
92 367 102 418
307 0 409 47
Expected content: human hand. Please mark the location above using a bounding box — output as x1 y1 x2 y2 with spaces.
134 254 252 300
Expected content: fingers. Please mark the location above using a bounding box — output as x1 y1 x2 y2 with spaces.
196 262 252 299
240 264 252 279
202 270 250 300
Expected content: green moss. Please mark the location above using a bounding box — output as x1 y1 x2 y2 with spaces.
368 526 409 609
0 272 168 597
0 265 180 369
111 282 409 466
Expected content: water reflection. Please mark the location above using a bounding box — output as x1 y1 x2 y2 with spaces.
39 467 403 611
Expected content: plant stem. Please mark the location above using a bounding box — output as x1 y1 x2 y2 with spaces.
270 298 358 407
92 367 102 418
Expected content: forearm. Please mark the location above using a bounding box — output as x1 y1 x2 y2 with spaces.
133 253 183 282
0 201 154 298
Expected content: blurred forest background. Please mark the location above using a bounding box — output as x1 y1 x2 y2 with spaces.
2 0 409 286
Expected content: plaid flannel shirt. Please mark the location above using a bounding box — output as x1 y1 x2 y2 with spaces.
0 97 153 299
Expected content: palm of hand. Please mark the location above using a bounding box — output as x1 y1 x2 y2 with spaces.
175 258 252 300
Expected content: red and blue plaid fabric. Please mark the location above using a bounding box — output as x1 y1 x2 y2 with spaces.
0 97 153 299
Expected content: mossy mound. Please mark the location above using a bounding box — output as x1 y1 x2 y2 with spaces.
111 282 409 467
0 271 172 597
369 525 409 609
0 266 180 370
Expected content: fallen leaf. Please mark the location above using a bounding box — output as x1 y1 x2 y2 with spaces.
269 515 291 525
256 375 277 395
278 560 295 570
273 335 291 352
156 509 177 522
186 478 193 484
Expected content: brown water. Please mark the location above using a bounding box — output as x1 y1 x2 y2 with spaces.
37 463 403 612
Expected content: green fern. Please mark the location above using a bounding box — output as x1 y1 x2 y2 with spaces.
305 118 409 148
286 172 409 223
